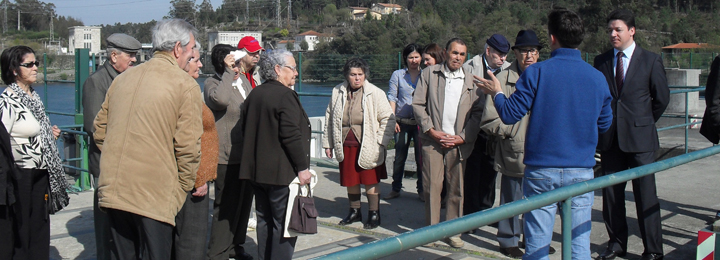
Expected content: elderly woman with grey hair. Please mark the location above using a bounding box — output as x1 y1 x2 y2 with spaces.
239 49 311 259
322 58 394 229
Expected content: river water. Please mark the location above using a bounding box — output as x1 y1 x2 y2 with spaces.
35 78 391 129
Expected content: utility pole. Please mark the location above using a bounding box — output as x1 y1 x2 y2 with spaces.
276 0 281 27
288 0 291 27
16 8 19 31
49 12 53 41
245 0 248 23
3 0 7 34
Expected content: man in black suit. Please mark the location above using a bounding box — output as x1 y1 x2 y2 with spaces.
594 9 669 260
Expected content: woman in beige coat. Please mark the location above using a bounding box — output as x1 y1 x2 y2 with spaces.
322 58 395 229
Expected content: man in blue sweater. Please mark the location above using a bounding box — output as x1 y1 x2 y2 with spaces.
476 8 613 260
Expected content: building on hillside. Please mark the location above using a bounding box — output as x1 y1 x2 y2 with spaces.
662 43 720 54
276 40 296 51
68 26 101 55
208 31 263 51
349 7 382 20
295 30 334 51
370 3 402 15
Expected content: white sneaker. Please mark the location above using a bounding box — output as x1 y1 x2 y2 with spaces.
247 217 257 231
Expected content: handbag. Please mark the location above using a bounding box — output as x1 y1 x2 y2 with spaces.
288 184 318 234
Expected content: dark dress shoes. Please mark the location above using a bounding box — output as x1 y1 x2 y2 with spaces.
363 210 381 229
339 208 362 225
639 253 663 260
499 247 524 259
597 246 626 260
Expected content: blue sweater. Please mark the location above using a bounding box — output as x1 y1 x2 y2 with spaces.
494 48 613 168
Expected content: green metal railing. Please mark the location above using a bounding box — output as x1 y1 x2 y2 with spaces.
315 144 720 260
658 86 706 154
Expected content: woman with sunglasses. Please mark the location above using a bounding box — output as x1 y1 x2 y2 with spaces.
0 45 69 259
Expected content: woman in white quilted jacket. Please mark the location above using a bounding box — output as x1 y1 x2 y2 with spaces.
322 58 395 229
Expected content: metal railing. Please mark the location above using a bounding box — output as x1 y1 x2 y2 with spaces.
314 144 720 260
658 86 706 154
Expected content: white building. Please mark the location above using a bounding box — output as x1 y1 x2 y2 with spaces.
68 26 101 55
208 31 263 51
294 30 334 51
370 3 403 15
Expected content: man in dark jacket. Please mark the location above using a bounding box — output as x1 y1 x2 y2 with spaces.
0 122 16 260
594 9 669 260
81 33 140 260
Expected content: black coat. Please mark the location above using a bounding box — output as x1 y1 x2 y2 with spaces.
594 46 670 152
701 56 720 144
0 122 16 206
239 80 311 186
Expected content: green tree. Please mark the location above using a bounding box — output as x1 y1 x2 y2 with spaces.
168 0 197 23
300 40 309 51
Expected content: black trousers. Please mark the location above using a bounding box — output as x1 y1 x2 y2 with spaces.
106 208 174 260
252 181 297 260
601 141 663 255
14 168 49 260
207 164 254 260
173 191 209 260
94 177 117 260
463 135 498 214
0 204 14 260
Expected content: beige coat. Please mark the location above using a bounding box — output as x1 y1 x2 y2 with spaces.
480 61 529 178
322 80 395 169
93 51 203 226
412 64 484 160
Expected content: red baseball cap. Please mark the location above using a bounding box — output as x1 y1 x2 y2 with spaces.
237 36 264 53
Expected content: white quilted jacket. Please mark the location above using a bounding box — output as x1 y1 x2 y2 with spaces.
322 80 395 169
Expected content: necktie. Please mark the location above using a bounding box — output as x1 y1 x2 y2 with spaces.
615 52 624 94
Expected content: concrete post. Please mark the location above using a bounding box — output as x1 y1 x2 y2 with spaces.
665 68 702 114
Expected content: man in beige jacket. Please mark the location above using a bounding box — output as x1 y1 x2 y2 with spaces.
93 19 203 259
412 38 484 248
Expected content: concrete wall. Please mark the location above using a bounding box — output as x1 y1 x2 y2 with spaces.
665 68 703 114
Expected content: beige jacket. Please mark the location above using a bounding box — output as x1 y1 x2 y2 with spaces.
93 51 203 226
412 64 484 160
322 80 395 169
480 61 529 178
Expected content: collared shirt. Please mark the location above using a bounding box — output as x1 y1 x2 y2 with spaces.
613 41 636 78
483 54 500 74
387 68 418 119
442 64 465 135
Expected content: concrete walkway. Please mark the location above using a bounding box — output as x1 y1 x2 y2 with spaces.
49 122 719 259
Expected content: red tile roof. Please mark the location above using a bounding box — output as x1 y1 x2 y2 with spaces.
662 43 719 49
376 3 402 8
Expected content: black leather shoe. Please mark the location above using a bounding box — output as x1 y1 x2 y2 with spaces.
597 246 627 259
363 210 381 229
639 253 663 260
499 247 524 259
548 245 556 254
339 208 362 225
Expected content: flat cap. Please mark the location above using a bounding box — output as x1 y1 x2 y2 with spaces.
106 33 141 53
486 34 511 54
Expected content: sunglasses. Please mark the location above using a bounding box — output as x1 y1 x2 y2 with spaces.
19 61 40 68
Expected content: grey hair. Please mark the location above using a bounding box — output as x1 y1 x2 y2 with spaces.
152 19 198 52
258 49 293 81
195 41 202 52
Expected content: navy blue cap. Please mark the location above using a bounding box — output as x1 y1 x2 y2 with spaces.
512 30 542 50
486 34 511 53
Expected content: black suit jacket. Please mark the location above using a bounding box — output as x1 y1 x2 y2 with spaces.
239 80 311 186
700 56 720 144
0 122 16 206
594 46 670 153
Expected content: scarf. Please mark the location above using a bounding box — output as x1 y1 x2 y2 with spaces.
8 83 69 214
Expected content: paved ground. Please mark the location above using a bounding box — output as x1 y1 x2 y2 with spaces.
49 118 719 260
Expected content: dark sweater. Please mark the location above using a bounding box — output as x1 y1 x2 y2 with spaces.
494 48 613 168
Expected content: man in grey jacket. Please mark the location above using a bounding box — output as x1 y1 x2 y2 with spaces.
81 33 140 260
463 34 511 228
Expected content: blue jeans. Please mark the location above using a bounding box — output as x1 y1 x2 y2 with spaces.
391 122 423 193
522 166 593 260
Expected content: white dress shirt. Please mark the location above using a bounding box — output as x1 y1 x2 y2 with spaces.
441 65 465 135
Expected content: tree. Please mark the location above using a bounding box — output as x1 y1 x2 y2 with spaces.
300 40 309 51
168 0 196 23
197 0 214 28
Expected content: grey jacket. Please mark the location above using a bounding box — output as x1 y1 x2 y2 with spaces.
82 61 120 178
204 67 253 164
464 54 511 80
480 61 529 178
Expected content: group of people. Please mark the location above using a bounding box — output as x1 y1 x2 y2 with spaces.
324 7 669 260
0 7 675 260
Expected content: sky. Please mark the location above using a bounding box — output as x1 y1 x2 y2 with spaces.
52 0 224 26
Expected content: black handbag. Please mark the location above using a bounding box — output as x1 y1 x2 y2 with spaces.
288 184 318 234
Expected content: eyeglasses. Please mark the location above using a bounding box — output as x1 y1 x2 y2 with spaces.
283 65 297 72
19 61 40 68
517 48 539 55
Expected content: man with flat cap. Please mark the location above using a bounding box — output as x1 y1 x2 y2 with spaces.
463 34 512 227
82 32 141 260
480 30 546 258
